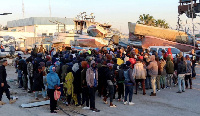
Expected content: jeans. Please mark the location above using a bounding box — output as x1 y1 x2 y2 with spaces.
185 74 192 88
18 76 23 87
89 87 96 109
166 74 173 87
34 88 47 98
178 74 185 92
108 85 114 103
82 87 89 107
145 77 152 89
151 76 156 94
156 75 161 90
124 85 133 102
160 75 166 86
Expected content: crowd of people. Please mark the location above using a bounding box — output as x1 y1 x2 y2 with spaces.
2 45 197 113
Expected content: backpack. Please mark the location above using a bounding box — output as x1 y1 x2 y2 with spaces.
124 68 130 83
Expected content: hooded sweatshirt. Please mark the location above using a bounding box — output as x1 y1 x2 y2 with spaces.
132 62 146 79
47 66 60 89
147 55 158 77
166 56 174 74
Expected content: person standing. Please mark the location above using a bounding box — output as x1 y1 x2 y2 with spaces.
27 58 34 93
0 60 16 105
86 60 100 112
160 57 166 89
47 66 60 113
185 55 192 89
147 55 158 96
134 59 146 95
177 57 186 93
166 56 174 89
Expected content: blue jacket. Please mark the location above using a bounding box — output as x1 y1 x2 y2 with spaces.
47 65 60 89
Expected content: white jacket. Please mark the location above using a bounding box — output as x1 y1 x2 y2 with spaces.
132 62 146 79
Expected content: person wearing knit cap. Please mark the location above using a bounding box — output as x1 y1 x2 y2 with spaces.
103 63 117 107
86 60 100 112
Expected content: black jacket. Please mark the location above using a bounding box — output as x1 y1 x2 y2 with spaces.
0 65 9 90
177 61 186 75
33 71 44 91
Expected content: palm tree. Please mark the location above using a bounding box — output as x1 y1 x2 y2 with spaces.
155 19 169 29
137 14 155 26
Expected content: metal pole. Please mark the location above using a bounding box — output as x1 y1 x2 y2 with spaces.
191 0 195 51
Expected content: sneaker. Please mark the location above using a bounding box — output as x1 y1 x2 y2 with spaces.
76 104 82 107
82 107 90 110
117 99 121 102
157 90 160 92
176 91 182 93
129 102 135 105
103 100 108 104
9 100 16 104
150 93 156 96
92 108 100 112
0 101 6 105
124 101 128 105
182 90 185 92
51 111 57 113
110 104 117 107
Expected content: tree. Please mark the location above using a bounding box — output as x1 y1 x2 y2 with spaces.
137 14 155 26
137 14 169 29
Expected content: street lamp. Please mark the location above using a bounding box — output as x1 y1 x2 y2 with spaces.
0 13 12 15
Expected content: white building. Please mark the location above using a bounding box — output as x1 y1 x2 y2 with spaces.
7 17 75 37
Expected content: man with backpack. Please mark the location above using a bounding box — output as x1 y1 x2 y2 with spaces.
124 61 135 105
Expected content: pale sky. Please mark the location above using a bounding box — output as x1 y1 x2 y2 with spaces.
0 0 199 34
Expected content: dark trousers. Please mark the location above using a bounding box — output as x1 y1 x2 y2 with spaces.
102 85 107 97
124 85 133 102
185 74 192 88
113 85 116 99
23 74 28 89
117 83 124 99
82 87 89 107
77 93 81 105
89 87 96 109
108 85 114 103
48 89 57 112
0 87 10 101
67 95 72 104
135 79 145 94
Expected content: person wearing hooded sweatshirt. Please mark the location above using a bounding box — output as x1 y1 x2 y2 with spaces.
156 57 161 91
133 59 146 95
86 60 100 112
160 57 166 89
47 66 60 113
72 63 82 107
147 55 158 96
166 56 174 89
124 61 135 105
177 57 186 93
27 58 33 93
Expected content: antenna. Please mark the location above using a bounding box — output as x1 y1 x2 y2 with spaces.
49 0 52 17
22 0 24 18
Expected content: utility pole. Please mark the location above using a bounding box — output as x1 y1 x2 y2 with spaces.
22 0 25 18
49 0 51 17
191 0 195 50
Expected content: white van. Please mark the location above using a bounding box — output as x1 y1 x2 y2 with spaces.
148 46 180 58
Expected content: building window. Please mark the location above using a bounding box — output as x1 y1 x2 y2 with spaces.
42 33 47 37
49 33 53 36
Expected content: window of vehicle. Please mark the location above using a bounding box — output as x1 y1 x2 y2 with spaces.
150 48 157 52
165 48 180 54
